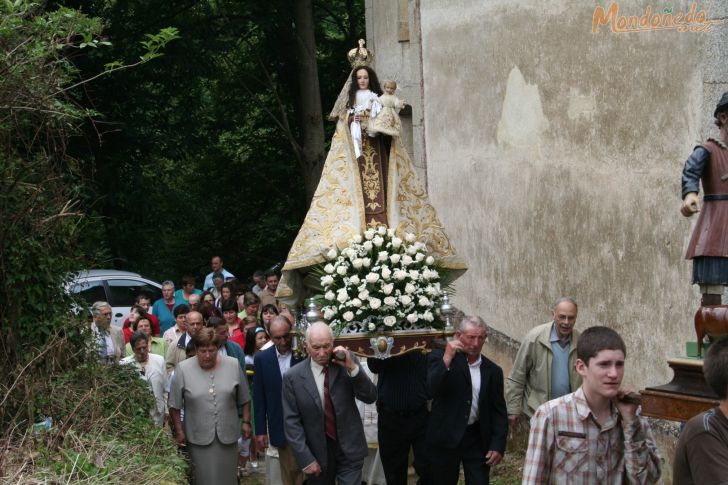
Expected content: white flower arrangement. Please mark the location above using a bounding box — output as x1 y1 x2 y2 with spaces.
315 225 445 334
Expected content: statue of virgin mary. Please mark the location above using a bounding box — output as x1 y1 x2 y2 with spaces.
277 41 466 305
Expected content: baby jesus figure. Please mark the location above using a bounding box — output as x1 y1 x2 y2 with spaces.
368 79 406 138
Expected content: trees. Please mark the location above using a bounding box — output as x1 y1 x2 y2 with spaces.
63 0 365 283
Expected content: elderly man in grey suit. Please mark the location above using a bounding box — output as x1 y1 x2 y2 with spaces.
91 301 124 364
282 322 377 485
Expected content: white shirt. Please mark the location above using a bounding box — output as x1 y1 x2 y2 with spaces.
203 268 234 290
276 349 292 377
91 322 115 358
120 353 167 425
309 359 360 407
468 356 482 425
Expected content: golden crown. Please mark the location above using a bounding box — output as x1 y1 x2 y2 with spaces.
347 39 373 69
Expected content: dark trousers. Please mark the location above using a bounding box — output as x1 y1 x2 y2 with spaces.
430 422 490 485
377 405 433 485
304 437 363 485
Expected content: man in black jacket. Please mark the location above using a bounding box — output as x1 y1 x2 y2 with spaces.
427 315 508 484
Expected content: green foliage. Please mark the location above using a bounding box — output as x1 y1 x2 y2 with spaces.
9 364 187 483
62 0 364 284
0 0 106 373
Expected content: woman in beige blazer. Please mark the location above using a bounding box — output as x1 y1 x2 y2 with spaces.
169 327 251 484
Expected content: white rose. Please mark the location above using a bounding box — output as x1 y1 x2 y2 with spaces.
369 298 382 310
351 298 362 308
350 275 360 285
336 265 347 276
391 237 402 249
405 283 416 294
415 242 426 251
365 273 380 284
325 290 335 301
381 266 392 280
368 322 376 331
324 263 335 274
337 290 349 304
372 235 384 247
362 240 373 251
327 249 338 260
323 307 336 319
362 257 371 268
406 313 418 323
406 246 417 255
405 233 417 243
358 289 369 300
394 270 407 281
387 228 395 237
343 311 355 322
383 296 396 306
400 295 412 306
401 255 413 266
377 251 389 262
389 253 401 264
409 270 420 280
415 253 425 262
353 234 362 243
422 269 436 280
377 225 387 236
425 256 435 265
384 315 397 327
364 229 375 240
345 248 357 260
425 285 438 296
352 258 363 269
418 296 431 306
423 310 434 322
321 275 334 286
382 283 394 295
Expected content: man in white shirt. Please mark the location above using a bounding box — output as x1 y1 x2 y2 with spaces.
90 301 124 364
254 317 304 485
203 255 234 290
426 316 508 484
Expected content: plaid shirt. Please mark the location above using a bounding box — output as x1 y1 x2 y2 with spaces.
523 387 661 484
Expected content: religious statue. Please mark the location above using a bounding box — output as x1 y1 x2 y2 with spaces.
368 79 406 138
681 92 728 352
277 40 466 304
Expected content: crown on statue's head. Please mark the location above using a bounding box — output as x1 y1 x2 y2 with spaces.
347 39 373 69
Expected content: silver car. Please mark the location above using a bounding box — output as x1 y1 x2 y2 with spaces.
68 270 162 327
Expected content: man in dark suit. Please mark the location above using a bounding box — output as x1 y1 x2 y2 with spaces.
282 322 377 485
254 316 304 485
427 315 508 484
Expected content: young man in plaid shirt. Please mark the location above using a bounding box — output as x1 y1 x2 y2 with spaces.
523 326 661 484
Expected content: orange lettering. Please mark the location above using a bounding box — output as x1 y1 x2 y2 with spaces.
593 3 618 33
686 3 696 23
640 5 651 26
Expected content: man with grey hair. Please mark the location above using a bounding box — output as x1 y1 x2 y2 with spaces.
426 316 508 484
90 301 124 364
505 297 582 428
152 280 178 335
282 322 377 484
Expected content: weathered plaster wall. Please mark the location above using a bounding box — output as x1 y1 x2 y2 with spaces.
368 0 728 389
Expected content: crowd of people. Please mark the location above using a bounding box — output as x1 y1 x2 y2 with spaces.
87 256 728 485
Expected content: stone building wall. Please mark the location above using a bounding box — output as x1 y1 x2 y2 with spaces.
365 0 728 390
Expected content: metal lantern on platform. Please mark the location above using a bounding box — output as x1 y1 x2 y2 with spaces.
292 298 322 357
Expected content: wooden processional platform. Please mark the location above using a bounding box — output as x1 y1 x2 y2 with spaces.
640 357 719 422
